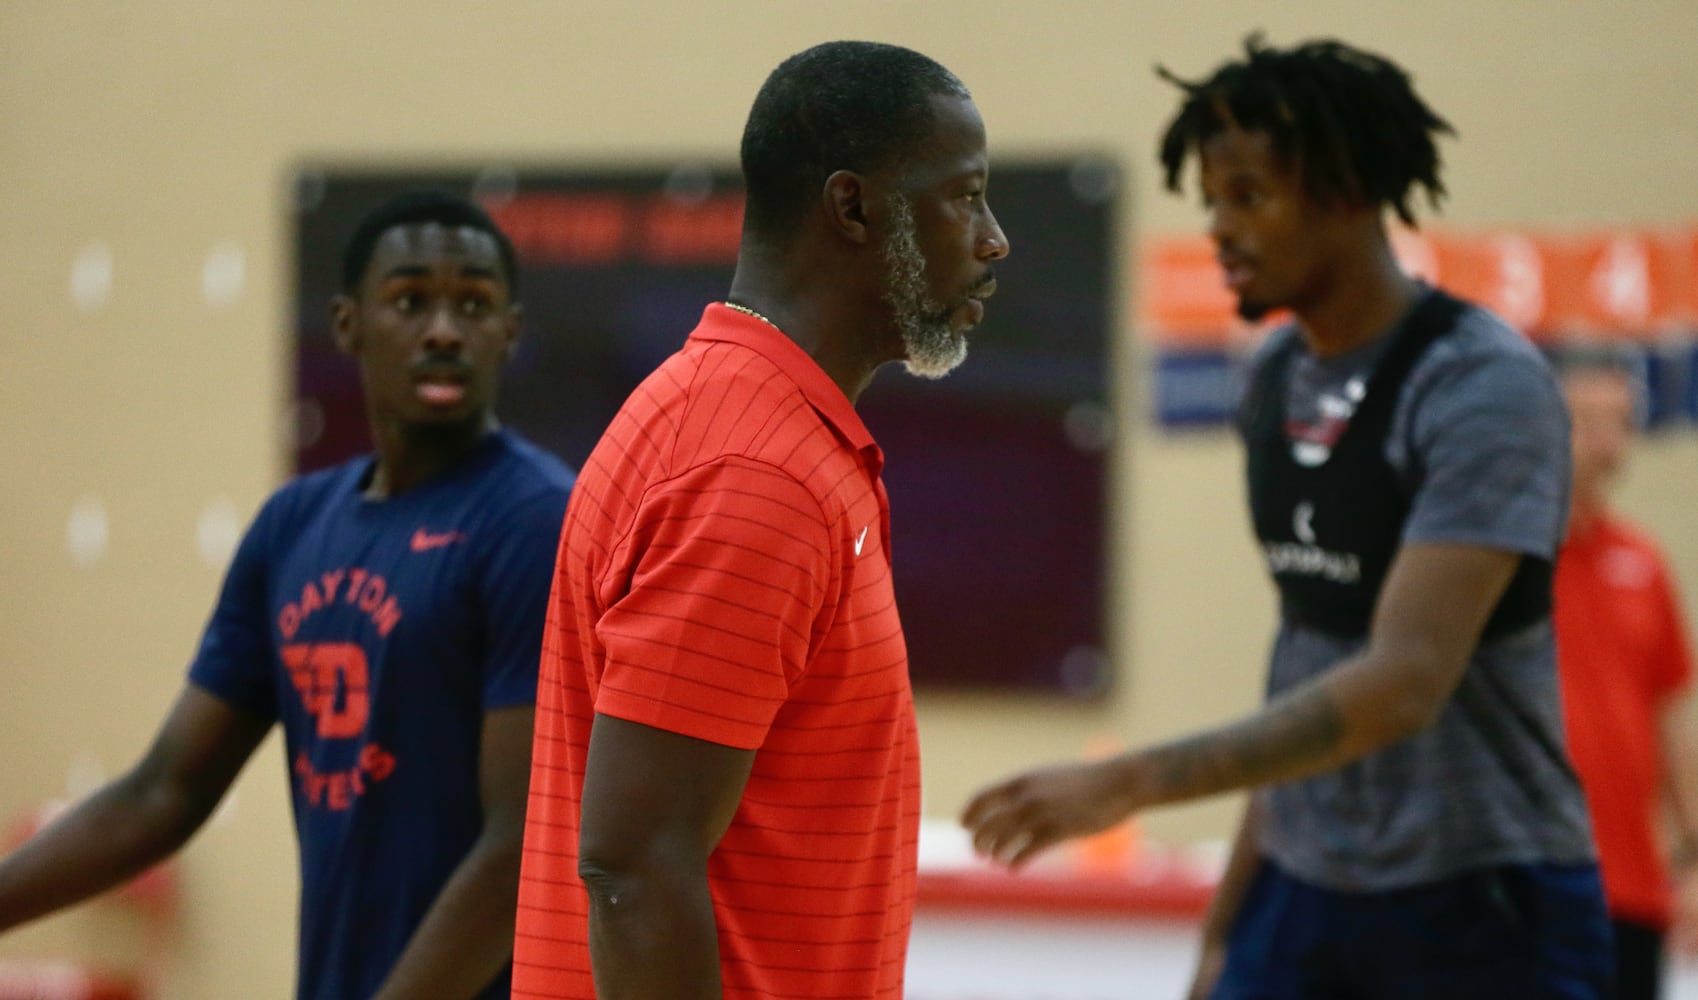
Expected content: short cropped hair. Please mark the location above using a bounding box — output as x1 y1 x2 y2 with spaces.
740 40 970 239
339 187 519 297
1546 341 1649 426
1157 34 1455 226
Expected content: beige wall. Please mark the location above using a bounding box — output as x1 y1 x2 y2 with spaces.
3 2 1696 995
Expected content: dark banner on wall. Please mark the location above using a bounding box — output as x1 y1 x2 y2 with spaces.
291 160 1120 696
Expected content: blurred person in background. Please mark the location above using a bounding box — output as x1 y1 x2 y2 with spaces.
512 40 1007 1000
1553 347 1698 1000
963 36 1612 998
0 188 573 1000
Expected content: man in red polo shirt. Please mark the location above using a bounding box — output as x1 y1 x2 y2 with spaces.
512 40 1008 999
1553 350 1698 1000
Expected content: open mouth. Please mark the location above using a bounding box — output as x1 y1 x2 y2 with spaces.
413 371 469 408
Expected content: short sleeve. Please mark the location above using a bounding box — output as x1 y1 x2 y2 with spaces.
187 496 282 720
592 456 833 750
474 485 571 710
1397 345 1571 559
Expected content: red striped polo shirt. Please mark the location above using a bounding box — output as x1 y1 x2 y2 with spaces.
514 303 920 999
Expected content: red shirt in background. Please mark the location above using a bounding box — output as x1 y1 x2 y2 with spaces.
1555 512 1695 928
513 305 920 998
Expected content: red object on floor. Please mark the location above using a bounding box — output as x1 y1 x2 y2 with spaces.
0 961 141 1000
917 860 1216 920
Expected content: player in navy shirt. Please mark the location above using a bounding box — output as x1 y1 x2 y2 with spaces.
0 189 573 1000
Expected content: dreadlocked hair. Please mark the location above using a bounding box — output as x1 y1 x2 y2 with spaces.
1156 34 1456 226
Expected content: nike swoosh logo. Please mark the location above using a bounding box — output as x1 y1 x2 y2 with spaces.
854 525 869 557
410 528 463 552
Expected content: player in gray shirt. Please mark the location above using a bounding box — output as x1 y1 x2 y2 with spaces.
1255 296 1593 891
963 36 1610 998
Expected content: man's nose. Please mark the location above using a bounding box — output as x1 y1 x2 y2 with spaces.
979 208 1010 261
421 303 465 353
1208 210 1230 245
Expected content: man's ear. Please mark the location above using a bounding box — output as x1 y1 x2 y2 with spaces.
823 169 871 245
330 294 359 355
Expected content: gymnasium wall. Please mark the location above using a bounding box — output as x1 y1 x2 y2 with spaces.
2 2 1696 995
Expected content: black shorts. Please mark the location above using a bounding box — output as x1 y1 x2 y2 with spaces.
1212 859 1614 999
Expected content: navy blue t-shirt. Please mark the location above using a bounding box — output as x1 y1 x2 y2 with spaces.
188 429 573 1000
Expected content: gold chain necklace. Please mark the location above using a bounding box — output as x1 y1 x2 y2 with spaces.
723 300 780 330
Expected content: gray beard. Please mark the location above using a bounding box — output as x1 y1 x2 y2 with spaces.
882 194 967 380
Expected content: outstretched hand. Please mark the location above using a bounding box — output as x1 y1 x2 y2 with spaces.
959 757 1142 869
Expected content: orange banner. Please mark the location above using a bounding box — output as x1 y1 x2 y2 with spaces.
1142 225 1698 345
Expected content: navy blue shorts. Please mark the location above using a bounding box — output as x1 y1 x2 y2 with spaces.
1211 860 1614 999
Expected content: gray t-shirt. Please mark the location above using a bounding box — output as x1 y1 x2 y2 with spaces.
1239 293 1594 891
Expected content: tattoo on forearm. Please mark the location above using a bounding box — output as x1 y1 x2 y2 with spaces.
1150 689 1347 801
